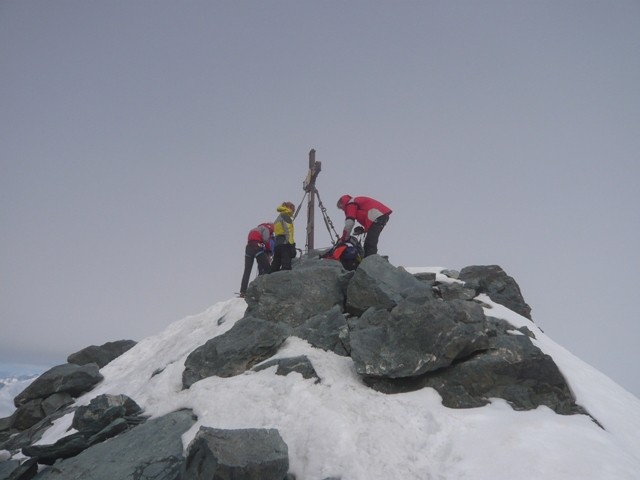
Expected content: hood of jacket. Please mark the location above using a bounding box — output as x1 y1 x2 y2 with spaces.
277 205 294 216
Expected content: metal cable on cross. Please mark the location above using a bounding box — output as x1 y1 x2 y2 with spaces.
314 187 341 243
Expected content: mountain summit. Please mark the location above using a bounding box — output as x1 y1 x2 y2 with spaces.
1 255 639 479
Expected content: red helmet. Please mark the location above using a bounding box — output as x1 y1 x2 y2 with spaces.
337 194 352 210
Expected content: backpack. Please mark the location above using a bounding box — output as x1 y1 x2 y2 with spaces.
320 236 363 271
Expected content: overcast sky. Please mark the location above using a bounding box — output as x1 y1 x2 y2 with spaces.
1 1 638 397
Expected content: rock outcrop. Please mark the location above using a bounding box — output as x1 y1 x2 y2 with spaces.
14 364 103 408
32 409 195 479
183 427 289 480
1 254 593 479
67 340 137 368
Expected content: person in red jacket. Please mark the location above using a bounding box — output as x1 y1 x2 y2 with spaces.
337 195 392 258
239 222 274 298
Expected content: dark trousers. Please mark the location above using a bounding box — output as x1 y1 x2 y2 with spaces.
240 241 271 294
270 244 292 272
364 214 389 257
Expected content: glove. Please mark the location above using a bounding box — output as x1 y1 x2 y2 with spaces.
353 226 365 235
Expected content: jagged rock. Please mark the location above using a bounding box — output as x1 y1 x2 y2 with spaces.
362 317 583 415
411 271 437 283
32 409 195 479
7 393 74 432
9 399 49 432
0 407 75 453
253 355 321 383
23 418 135 466
41 393 74 417
346 255 434 315
293 305 350 356
441 269 460 279
0 457 38 480
21 394 143 465
183 427 289 480
0 415 12 433
14 364 103 408
459 265 532 319
423 334 582 414
23 432 90 466
0 459 21 479
71 394 142 435
245 262 347 328
86 417 129 445
433 282 477 301
350 298 489 378
182 316 289 389
2 259 594 480
67 340 137 368
8 399 44 432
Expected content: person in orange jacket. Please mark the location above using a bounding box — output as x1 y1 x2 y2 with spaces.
337 195 392 257
239 222 274 297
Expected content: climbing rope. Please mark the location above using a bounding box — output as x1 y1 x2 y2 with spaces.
292 191 308 221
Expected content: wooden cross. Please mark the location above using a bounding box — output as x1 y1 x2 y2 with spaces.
304 149 321 251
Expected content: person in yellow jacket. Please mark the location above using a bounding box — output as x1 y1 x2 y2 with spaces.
270 201 296 272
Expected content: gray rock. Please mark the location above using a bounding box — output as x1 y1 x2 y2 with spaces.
182 316 289 389
0 459 21 479
33 409 195 479
183 427 289 480
459 265 532 319
253 355 320 383
362 317 584 415
86 417 129 445
350 298 489 378
72 394 142 435
14 364 103 408
0 415 12 433
16 394 144 465
6 393 74 433
67 340 137 368
293 305 350 356
411 271 437 283
441 269 460 279
346 255 433 315
423 331 585 414
9 399 46 431
41 393 74 417
434 282 477 301
0 407 75 453
23 432 90 465
0 457 38 480
245 263 347 328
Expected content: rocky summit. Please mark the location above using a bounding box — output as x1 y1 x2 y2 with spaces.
0 254 598 479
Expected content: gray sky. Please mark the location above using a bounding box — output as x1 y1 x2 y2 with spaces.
1 1 638 397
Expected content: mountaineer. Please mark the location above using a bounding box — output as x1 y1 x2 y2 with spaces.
337 195 392 257
239 222 274 298
270 201 296 272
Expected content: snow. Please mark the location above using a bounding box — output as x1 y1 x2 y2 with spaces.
10 269 640 479
0 376 39 418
